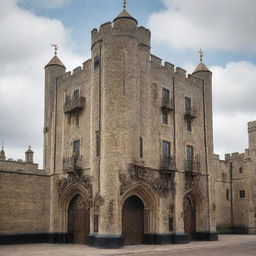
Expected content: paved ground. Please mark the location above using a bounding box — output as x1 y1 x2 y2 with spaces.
0 235 256 256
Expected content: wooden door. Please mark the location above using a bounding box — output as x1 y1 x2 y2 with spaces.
183 195 196 240
68 195 90 244
122 196 144 245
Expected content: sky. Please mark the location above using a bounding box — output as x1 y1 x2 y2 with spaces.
0 0 256 167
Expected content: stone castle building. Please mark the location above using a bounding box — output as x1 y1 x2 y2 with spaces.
0 5 255 248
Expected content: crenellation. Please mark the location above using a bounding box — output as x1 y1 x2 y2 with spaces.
164 61 175 73
175 67 187 77
150 54 162 67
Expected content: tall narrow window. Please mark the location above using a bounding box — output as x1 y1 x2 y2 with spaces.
162 88 169 105
239 167 243 174
140 137 143 158
239 190 245 199
73 140 80 156
74 89 79 97
186 145 194 172
94 56 100 69
187 120 192 132
162 141 171 157
185 97 191 113
226 189 230 200
162 112 168 125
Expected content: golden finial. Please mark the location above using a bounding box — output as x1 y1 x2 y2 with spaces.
199 48 204 62
123 0 126 10
51 44 58 56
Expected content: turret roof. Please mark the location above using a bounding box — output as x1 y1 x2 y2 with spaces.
113 9 138 24
193 61 211 74
45 55 65 68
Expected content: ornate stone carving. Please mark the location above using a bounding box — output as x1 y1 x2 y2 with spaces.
108 199 114 225
185 171 201 191
120 163 176 198
58 172 92 199
94 193 105 215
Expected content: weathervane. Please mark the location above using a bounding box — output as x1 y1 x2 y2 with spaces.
123 0 126 10
199 48 204 62
1 141 4 150
51 44 58 56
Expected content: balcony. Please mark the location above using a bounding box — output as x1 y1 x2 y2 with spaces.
160 156 176 171
184 159 200 173
161 97 174 113
184 106 197 120
63 155 83 172
64 96 86 114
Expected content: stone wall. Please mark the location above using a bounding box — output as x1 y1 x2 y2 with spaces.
0 170 50 235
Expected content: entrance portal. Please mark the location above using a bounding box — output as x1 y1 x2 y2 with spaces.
122 195 144 245
68 195 90 244
183 194 196 240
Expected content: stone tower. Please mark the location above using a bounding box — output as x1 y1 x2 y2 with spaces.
44 54 66 174
248 121 256 150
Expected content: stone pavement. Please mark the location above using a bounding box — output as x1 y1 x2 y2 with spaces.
0 235 256 256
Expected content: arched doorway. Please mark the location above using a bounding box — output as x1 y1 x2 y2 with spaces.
122 195 144 245
68 195 90 244
183 194 196 240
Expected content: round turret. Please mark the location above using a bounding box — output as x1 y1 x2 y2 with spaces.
25 146 34 163
0 146 6 161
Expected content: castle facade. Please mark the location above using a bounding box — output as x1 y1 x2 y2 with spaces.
0 7 255 248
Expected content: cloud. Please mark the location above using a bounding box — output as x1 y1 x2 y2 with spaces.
211 62 256 156
147 0 256 55
0 0 85 166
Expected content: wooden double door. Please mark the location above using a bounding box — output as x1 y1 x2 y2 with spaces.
68 195 90 244
183 195 196 240
122 196 144 245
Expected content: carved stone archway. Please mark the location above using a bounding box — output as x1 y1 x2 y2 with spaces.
121 183 158 237
183 189 206 239
59 174 93 234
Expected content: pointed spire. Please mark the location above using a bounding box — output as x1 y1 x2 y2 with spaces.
114 0 137 24
45 44 66 69
193 48 211 74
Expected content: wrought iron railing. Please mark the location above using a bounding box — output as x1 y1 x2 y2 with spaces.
184 159 200 172
184 106 197 120
63 156 83 172
161 97 174 112
160 156 176 171
64 96 86 114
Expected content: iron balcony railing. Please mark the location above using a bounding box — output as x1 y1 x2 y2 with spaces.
161 97 174 112
184 106 197 120
64 96 86 114
160 156 176 171
184 159 200 173
63 155 83 172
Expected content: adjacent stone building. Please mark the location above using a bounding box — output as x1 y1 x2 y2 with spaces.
0 6 255 248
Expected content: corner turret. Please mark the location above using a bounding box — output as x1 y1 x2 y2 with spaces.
0 145 6 161
25 146 34 163
193 49 211 75
44 46 66 174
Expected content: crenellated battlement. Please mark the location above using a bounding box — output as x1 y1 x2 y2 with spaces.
91 18 150 49
59 59 92 83
248 121 256 132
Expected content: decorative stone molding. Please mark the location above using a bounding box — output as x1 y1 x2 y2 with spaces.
108 199 114 225
120 163 175 198
58 172 92 199
94 193 105 215
185 171 202 191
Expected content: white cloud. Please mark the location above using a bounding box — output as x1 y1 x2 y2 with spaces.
211 62 256 156
0 0 85 166
148 0 256 55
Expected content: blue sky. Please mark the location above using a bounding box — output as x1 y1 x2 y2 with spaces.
1 0 256 166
